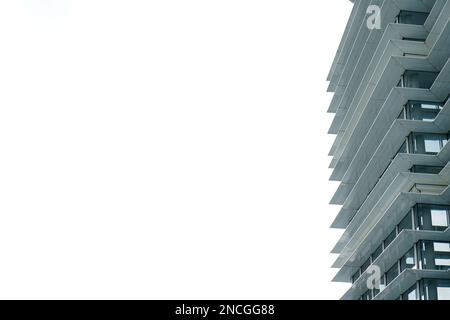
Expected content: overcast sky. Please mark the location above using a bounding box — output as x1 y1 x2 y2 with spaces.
0 0 353 299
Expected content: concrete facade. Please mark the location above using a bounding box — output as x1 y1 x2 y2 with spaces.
328 0 450 300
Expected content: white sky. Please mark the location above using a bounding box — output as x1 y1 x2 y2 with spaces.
0 0 353 299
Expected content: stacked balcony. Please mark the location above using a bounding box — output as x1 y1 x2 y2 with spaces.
328 0 450 300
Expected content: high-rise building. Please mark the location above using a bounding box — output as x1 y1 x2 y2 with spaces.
327 0 450 300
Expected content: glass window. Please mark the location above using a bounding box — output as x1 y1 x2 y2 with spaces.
361 258 371 273
384 229 397 248
419 241 450 270
406 101 443 121
402 37 426 42
400 247 416 272
415 204 450 231
400 71 439 89
386 263 399 284
420 279 450 300
425 139 442 153
372 244 383 262
396 11 429 25
351 270 361 284
431 210 449 227
409 133 448 154
434 242 450 270
434 242 450 251
410 165 443 174
437 283 450 300
402 285 418 300
398 212 413 233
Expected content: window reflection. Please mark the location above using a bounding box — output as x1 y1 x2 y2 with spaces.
408 133 448 154
405 101 443 121
384 229 397 248
402 285 418 300
398 71 439 89
410 165 443 174
398 212 413 233
420 279 450 300
419 241 450 271
372 244 383 262
400 247 416 272
386 263 399 285
415 204 450 231
396 11 429 25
